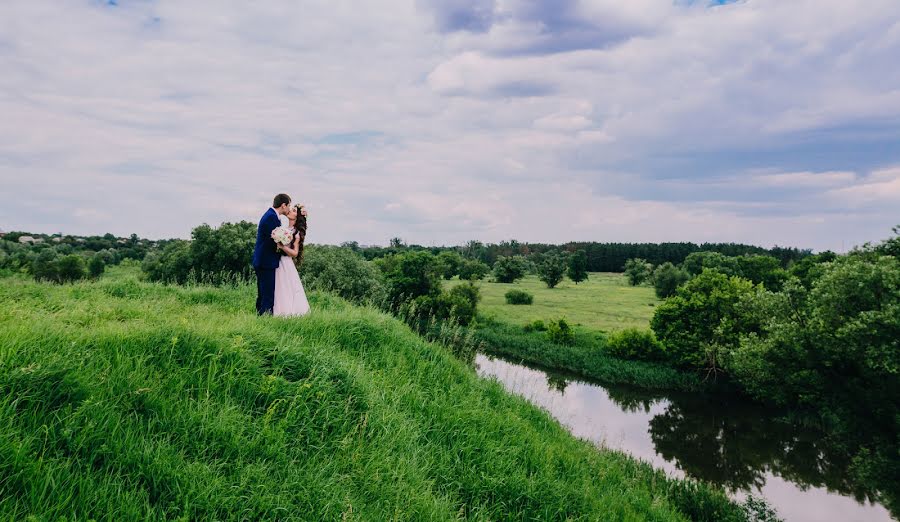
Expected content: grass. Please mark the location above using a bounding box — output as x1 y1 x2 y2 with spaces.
0 271 749 521
450 273 659 333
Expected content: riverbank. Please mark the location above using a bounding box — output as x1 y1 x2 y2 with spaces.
470 319 716 393
0 275 750 520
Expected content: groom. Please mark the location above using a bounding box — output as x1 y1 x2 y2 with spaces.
253 193 291 315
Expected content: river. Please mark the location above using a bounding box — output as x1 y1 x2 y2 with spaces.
475 353 894 522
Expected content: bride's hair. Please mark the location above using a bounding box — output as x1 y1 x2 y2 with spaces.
292 204 308 269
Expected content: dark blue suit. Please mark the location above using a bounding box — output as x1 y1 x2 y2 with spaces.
253 208 281 315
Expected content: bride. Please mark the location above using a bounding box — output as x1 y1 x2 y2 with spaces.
273 204 310 317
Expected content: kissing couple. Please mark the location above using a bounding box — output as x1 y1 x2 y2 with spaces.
252 193 310 317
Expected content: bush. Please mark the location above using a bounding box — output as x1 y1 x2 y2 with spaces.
535 252 567 288
458 259 490 281
505 289 534 305
31 250 59 282
56 255 87 283
142 240 192 284
546 318 575 346
605 328 666 362
523 319 547 332
492 255 528 283
88 255 106 279
682 251 740 277
652 262 690 299
446 282 480 325
624 258 654 286
567 250 589 284
436 251 463 280
377 251 442 309
651 270 756 370
301 246 385 305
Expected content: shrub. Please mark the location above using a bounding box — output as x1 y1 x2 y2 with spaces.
651 270 756 370
436 251 463 280
56 255 87 283
652 262 690 299
142 240 192 284
546 318 575 346
567 250 589 284
522 319 547 332
505 289 534 305
377 251 442 309
535 252 567 288
492 255 528 283
682 251 740 277
301 246 385 305
458 259 490 281
88 255 106 278
31 250 59 282
446 282 480 325
624 258 654 286
605 328 666 362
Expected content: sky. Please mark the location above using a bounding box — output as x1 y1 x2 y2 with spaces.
1 0 899 251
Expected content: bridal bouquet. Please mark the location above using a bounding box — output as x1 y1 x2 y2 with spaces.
271 226 294 249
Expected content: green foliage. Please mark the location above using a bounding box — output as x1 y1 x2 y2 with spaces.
682 252 740 277
492 255 528 283
505 289 534 305
141 222 256 285
142 240 193 284
87 255 106 278
546 318 575 346
735 255 788 290
300 246 385 305
31 249 59 282
728 255 899 410
457 258 490 281
523 319 546 332
651 270 756 370
435 251 463 280
652 262 690 299
377 251 442 309
535 251 568 288
788 251 836 289
567 250 589 284
56 254 87 283
606 328 666 362
624 258 654 286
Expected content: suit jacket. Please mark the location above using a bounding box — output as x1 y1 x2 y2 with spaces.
252 208 282 270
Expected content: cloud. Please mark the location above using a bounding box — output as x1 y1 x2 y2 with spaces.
1 0 899 252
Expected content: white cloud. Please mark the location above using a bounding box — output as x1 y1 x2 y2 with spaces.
1 0 899 251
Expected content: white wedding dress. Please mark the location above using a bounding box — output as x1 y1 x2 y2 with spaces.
273 215 310 317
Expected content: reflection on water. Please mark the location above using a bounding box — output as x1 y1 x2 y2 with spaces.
475 353 895 522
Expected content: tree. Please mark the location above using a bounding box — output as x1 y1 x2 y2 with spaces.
682 251 739 277
301 246 385 305
458 259 490 281
56 254 87 283
31 250 59 282
492 255 528 283
567 250 589 284
389 237 406 249
650 270 756 370
88 255 106 279
736 255 788 290
436 251 463 280
624 258 653 286
379 251 442 308
536 252 567 288
652 262 690 298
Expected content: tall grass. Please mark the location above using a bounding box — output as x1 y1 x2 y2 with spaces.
0 274 749 520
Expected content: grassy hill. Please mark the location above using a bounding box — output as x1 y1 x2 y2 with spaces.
0 273 746 521
450 273 659 333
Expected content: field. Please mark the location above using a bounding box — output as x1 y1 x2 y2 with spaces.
0 272 744 520
452 273 659 333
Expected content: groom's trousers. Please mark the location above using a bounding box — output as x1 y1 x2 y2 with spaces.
255 267 276 315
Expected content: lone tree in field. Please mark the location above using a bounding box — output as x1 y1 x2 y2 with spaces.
567 250 589 284
536 252 567 288
493 255 528 283
624 258 653 286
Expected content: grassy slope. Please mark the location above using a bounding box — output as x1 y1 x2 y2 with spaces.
453 273 658 332
0 274 743 521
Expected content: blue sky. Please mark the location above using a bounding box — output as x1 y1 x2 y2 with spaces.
1 0 898 251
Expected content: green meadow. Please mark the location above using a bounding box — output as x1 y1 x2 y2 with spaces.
453 273 659 333
0 271 747 521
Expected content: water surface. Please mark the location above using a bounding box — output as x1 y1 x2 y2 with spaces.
475 353 894 522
